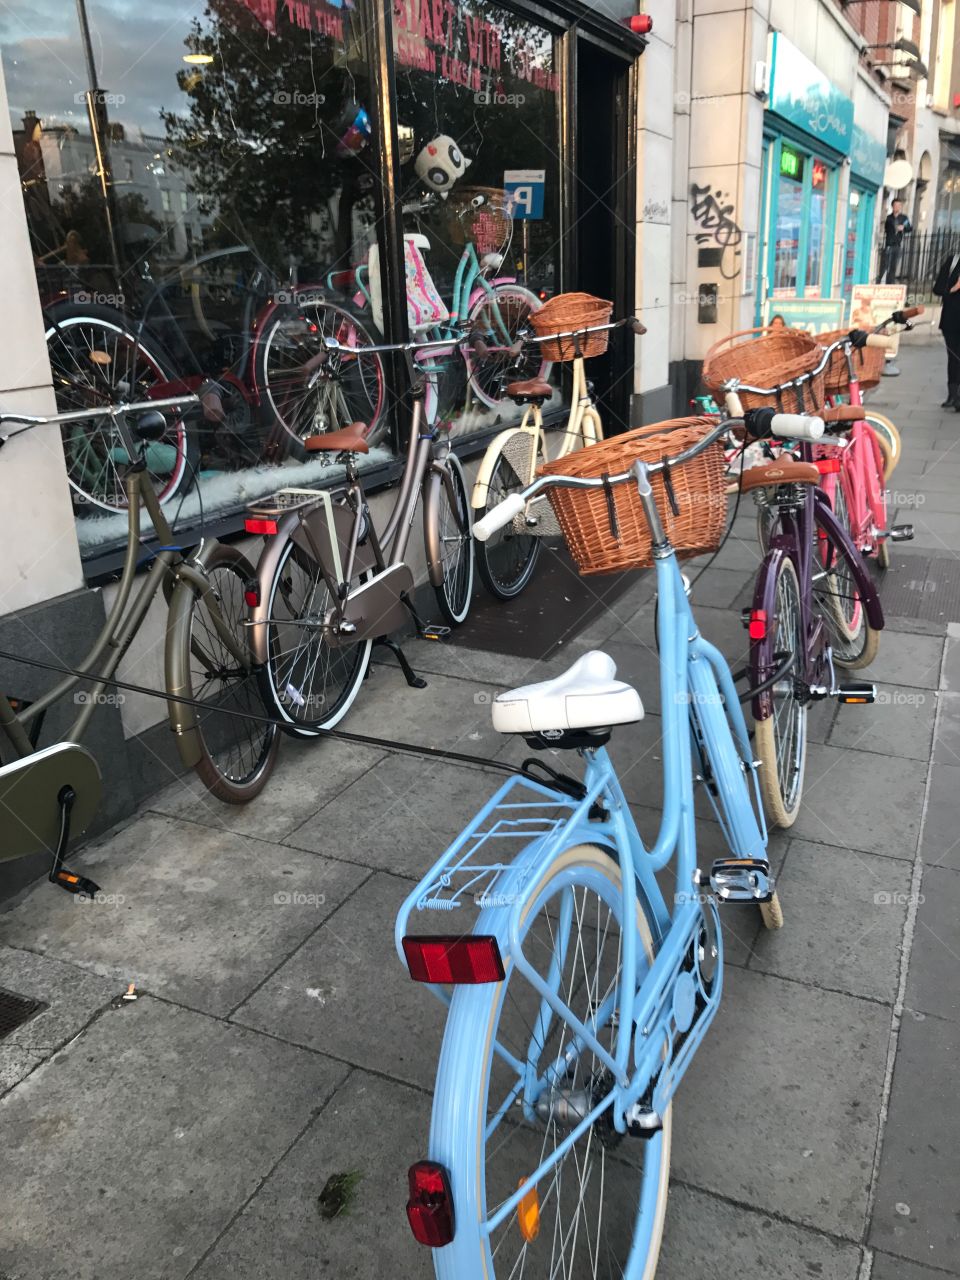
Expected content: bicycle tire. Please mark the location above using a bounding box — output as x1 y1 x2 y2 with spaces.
466 284 551 410
753 560 807 835
258 535 372 736
475 441 542 601
44 302 197 511
255 299 387 458
167 542 279 802
430 452 475 625
815 488 879 669
428 842 671 1280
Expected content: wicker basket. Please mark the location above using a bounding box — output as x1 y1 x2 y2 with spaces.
819 329 885 396
538 418 727 574
529 293 613 362
702 326 825 413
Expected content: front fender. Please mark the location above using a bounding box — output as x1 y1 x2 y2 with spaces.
750 546 788 722
813 488 884 630
470 424 540 508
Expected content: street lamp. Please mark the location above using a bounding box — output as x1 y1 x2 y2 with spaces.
840 0 921 16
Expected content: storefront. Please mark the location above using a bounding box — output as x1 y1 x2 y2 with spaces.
0 0 644 574
756 33 853 324
844 126 886 304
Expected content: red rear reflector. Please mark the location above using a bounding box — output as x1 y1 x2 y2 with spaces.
403 935 505 984
244 581 260 607
624 14 653 34
748 609 768 640
407 1162 455 1247
244 518 278 536
815 458 841 475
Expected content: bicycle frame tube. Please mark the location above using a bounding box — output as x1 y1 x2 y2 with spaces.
378 397 434 559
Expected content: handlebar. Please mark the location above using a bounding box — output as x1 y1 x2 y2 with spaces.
473 408 824 541
0 394 200 431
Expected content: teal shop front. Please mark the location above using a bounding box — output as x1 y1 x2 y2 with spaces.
843 126 886 304
757 33 854 325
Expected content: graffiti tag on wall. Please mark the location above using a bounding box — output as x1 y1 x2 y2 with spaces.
690 183 743 280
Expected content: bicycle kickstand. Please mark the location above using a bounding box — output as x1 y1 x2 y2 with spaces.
49 786 101 898
372 635 428 690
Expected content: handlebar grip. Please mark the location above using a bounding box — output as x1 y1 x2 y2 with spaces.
473 493 526 542
865 334 896 350
901 305 924 319
770 413 825 441
629 318 647 335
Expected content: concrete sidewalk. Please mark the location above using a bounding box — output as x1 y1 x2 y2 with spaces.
1 337 958 1279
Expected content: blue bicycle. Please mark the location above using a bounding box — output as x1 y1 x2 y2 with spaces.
395 406 823 1276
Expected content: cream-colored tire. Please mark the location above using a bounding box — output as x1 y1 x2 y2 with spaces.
760 890 784 930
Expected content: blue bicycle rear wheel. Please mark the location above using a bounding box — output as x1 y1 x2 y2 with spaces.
427 843 670 1280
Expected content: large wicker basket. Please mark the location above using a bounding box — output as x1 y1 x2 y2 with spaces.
530 293 613 362
702 326 825 413
538 418 727 574
819 329 885 396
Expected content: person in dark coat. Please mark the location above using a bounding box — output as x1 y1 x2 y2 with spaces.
933 248 960 408
877 200 912 283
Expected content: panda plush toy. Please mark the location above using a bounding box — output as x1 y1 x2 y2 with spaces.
414 135 472 195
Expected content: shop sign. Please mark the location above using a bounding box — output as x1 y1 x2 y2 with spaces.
767 33 853 156
851 126 887 188
504 169 545 219
850 283 906 355
763 297 846 333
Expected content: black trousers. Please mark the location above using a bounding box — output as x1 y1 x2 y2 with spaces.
877 246 900 284
945 330 960 386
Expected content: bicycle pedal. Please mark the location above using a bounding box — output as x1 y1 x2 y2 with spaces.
420 624 451 642
53 869 101 897
709 858 774 903
835 682 876 705
888 525 914 542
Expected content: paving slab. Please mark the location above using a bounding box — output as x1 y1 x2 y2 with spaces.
284 750 508 879
233 871 443 1089
0 997 348 1280
671 966 889 1238
826 682 937 761
191 1069 430 1280
920 763 960 871
872 1251 960 1279
149 737 385 841
861 630 945 689
0 813 369 1017
657 1183 862 1280
0 947 117 1094
749 838 910 1002
933 690 960 768
789 743 927 860
903 863 960 1023
869 1013 960 1269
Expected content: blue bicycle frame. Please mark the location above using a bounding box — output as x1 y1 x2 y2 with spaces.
396 527 768 1259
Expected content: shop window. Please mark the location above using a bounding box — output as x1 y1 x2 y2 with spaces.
772 147 803 296
805 159 828 298
390 0 563 440
3 0 385 563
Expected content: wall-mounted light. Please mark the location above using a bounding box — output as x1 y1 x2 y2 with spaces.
621 13 653 36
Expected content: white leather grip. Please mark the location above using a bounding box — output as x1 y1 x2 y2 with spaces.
473 493 527 541
769 414 825 441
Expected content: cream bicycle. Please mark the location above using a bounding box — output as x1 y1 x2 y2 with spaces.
471 310 643 599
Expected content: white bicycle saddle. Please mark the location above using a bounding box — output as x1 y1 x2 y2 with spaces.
492 651 643 736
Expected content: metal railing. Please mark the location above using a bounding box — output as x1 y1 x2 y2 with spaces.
874 228 960 301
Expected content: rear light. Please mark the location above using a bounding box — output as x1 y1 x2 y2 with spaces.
244 579 260 608
244 517 278 535
406 1162 455 1247
815 458 841 475
748 609 768 640
403 935 505 984
623 13 653 34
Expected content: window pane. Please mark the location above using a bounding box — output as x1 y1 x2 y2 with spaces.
392 0 562 438
772 173 803 296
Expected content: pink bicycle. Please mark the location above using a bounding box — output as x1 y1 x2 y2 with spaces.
817 307 924 572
